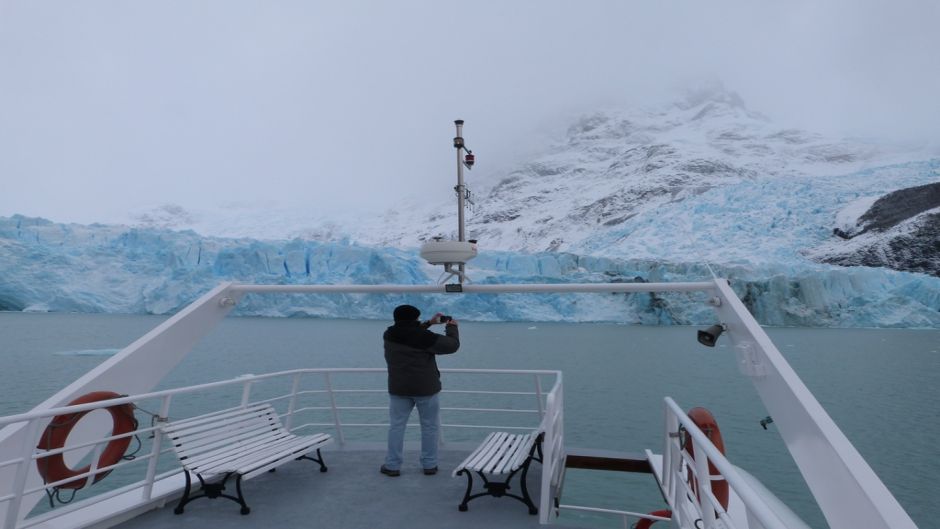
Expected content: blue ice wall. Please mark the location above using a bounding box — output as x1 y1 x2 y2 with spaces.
2 215 938 327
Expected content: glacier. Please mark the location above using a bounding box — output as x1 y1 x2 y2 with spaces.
3 89 939 327
2 214 939 327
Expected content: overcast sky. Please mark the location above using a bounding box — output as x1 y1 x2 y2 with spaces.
1 1 938 225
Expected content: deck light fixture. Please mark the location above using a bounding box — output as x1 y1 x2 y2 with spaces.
697 323 726 347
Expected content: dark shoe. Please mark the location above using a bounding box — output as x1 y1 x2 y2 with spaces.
423 467 438 475
380 465 400 477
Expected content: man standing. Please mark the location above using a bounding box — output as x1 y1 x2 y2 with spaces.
381 304 460 476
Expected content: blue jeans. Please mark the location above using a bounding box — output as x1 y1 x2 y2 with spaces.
385 393 440 470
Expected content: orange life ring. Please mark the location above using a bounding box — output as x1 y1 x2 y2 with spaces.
635 509 672 529
685 407 729 511
36 391 137 490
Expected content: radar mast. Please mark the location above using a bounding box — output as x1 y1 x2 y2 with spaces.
419 120 478 285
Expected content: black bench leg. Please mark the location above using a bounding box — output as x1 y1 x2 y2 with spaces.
234 474 250 515
518 456 538 515
457 469 473 511
173 470 193 514
456 435 542 515
174 472 251 515
299 448 328 472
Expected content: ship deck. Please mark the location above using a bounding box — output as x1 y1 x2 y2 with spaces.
117 443 579 529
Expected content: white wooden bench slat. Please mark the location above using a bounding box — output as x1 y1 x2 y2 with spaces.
506 434 535 469
196 434 330 477
488 434 531 474
165 404 273 432
182 432 295 473
461 431 507 474
480 433 518 474
171 424 287 460
229 436 330 477
164 406 278 442
489 434 532 475
169 418 277 448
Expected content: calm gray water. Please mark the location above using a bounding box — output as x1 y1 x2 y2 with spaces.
1 312 937 528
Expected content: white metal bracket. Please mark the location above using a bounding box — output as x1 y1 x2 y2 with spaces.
735 341 767 378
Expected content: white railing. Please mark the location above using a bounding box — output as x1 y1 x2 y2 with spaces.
555 397 795 529
538 373 564 524
660 397 788 529
0 368 561 529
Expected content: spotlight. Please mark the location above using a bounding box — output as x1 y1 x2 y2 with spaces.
697 324 726 347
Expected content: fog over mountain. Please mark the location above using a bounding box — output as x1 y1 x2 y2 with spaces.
129 86 940 275
2 88 939 327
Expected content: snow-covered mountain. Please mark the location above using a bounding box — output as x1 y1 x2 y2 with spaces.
807 182 940 277
129 85 937 270
2 86 939 327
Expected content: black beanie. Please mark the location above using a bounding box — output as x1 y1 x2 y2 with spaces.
393 304 421 322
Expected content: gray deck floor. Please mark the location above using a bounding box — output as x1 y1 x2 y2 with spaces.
118 443 579 529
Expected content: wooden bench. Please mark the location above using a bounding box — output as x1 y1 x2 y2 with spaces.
162 403 333 515
452 430 544 514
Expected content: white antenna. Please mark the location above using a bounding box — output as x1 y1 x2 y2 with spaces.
419 120 478 285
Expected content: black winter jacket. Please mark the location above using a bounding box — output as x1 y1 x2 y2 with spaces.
384 320 460 396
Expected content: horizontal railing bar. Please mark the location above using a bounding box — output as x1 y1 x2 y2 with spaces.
291 406 333 413
1 368 561 425
289 406 535 414
442 423 532 431
0 458 23 471
228 282 716 295
443 390 537 396
33 429 140 459
444 407 539 414
559 504 671 520
25 454 149 492
250 394 292 406
324 389 540 396
290 421 532 431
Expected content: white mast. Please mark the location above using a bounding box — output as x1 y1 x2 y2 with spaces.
455 119 467 244
419 119 477 285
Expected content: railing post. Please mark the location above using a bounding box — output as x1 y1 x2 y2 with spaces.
324 372 344 445
538 391 554 524
533 374 544 420
4 418 41 529
141 395 172 500
538 376 561 525
284 374 301 432
693 438 718 529
239 379 253 407
662 405 677 504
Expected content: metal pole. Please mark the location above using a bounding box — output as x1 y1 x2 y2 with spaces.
454 120 466 243
454 119 466 283
4 419 41 529
142 395 172 500
325 372 344 445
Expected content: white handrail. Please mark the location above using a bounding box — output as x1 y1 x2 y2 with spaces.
0 368 560 427
663 397 789 529
227 282 716 294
